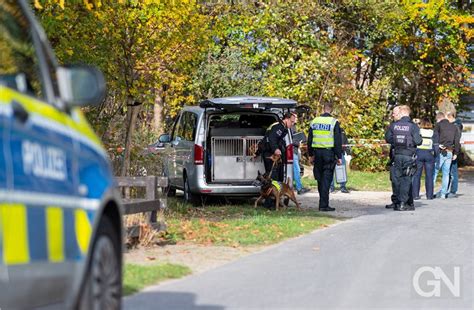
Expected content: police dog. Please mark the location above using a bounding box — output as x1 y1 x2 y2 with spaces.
254 171 301 211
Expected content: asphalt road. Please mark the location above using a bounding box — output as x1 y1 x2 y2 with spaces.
125 173 473 310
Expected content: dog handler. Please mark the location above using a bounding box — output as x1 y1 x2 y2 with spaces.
261 112 296 208
262 112 296 181
308 102 343 212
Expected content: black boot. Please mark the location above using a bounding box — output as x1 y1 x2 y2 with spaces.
385 203 397 209
319 206 336 212
395 202 415 211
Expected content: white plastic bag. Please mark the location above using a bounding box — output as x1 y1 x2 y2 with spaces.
335 163 347 184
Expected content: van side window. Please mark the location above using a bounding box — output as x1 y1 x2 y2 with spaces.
0 2 43 98
183 112 197 141
172 114 183 141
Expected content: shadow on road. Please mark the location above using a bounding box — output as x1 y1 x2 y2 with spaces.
125 291 224 310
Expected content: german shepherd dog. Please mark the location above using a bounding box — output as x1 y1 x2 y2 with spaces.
254 154 301 210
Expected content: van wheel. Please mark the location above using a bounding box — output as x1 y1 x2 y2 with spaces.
78 216 121 310
183 175 200 205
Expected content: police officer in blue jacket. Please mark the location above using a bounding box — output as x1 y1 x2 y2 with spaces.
385 105 423 211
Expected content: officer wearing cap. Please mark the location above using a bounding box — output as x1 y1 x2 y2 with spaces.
384 105 422 211
308 102 343 212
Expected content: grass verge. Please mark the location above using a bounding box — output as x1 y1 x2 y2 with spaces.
302 169 391 191
159 201 337 247
123 263 191 296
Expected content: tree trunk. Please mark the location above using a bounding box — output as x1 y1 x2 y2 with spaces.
121 99 140 178
355 57 362 89
153 88 164 134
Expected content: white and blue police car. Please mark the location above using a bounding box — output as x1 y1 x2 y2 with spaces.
0 0 123 309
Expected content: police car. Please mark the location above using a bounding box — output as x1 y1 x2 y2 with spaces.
0 0 123 309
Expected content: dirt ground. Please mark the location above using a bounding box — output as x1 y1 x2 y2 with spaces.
125 243 266 274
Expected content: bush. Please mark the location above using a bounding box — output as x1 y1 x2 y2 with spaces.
350 145 390 172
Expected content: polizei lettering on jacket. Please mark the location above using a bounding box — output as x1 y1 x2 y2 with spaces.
394 125 410 131
312 123 331 131
394 124 410 146
22 140 67 181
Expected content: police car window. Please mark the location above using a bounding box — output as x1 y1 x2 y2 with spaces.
0 1 43 98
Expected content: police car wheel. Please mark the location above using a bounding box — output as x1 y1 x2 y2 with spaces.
79 216 121 310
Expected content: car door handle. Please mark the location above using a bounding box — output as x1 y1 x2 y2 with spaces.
12 100 29 123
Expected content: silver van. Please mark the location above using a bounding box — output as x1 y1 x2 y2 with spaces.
158 96 301 203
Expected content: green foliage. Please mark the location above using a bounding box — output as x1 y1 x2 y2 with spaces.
350 146 390 173
35 0 473 173
191 47 263 99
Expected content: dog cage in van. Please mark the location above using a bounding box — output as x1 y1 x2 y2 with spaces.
211 135 264 182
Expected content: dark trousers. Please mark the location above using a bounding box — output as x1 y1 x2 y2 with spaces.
390 164 397 204
393 154 415 204
263 152 284 182
412 149 435 199
390 162 414 205
313 149 336 209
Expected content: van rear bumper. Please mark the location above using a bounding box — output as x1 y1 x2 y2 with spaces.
188 173 259 196
195 182 261 196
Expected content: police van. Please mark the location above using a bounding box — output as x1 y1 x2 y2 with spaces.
0 0 122 308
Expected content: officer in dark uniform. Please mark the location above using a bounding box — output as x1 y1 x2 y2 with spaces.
386 106 401 209
384 105 422 211
308 102 343 212
262 112 296 181
261 112 296 209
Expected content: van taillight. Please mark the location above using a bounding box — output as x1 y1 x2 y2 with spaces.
286 144 293 163
194 144 204 165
